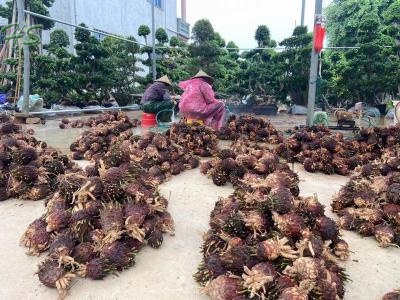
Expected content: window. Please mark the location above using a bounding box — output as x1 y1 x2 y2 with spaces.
148 0 162 9
92 29 107 41
154 0 162 8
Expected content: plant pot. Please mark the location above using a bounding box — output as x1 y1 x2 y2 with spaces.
252 104 278 116
227 104 250 115
375 104 387 115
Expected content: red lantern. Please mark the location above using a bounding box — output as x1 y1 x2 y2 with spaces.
313 24 326 53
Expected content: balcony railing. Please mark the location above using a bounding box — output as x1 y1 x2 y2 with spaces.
177 18 190 39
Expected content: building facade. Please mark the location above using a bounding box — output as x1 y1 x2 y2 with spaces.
0 0 190 51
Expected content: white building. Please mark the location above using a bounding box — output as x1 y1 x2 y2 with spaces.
0 0 190 51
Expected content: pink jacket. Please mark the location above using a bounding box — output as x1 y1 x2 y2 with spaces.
178 78 218 115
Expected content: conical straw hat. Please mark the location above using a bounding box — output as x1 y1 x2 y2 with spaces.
192 70 214 81
155 75 172 86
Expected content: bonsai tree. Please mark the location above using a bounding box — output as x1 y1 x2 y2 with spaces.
275 26 312 106
170 36 184 47
188 19 222 77
72 23 116 102
155 28 169 45
255 25 271 47
324 0 400 106
138 25 151 45
102 36 144 105
30 29 75 106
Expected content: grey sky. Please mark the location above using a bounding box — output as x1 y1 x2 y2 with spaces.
180 0 332 49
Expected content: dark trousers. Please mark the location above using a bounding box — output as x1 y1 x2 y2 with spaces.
142 100 174 122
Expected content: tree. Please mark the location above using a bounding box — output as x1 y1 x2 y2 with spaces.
0 0 56 95
191 19 215 43
30 30 74 106
46 29 70 56
188 19 222 77
214 32 226 47
275 26 312 105
138 25 151 45
102 36 144 105
255 25 271 47
0 0 55 30
215 45 241 95
324 0 400 105
71 23 116 102
226 41 240 59
383 1 400 96
0 57 18 94
233 47 278 100
155 40 190 92
155 28 169 45
170 36 184 47
338 13 397 104
326 0 398 46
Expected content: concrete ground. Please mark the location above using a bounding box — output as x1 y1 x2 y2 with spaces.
0 113 399 299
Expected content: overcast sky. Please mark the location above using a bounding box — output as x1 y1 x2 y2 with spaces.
179 0 332 49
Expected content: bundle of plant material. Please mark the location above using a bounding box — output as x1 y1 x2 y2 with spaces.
354 126 400 149
168 121 218 157
382 290 400 299
200 141 286 187
0 114 77 201
21 162 175 297
275 126 381 176
332 150 400 247
61 112 140 129
98 131 200 183
69 112 139 160
195 168 349 299
217 115 284 143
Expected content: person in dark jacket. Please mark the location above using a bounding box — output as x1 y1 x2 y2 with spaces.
141 76 174 121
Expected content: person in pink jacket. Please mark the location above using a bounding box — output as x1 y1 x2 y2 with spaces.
178 70 225 130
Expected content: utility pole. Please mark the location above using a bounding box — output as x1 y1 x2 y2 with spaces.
301 0 306 26
306 0 323 126
151 0 157 81
16 0 30 113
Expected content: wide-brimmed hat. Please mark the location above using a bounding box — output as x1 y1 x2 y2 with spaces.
155 75 172 86
192 70 214 82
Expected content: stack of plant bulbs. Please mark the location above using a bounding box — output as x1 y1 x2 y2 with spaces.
21 162 175 297
168 121 218 157
218 115 284 143
196 147 350 299
0 114 77 201
62 113 140 129
91 131 200 184
275 126 383 176
200 140 287 187
383 290 400 299
69 112 139 160
22 120 203 297
332 149 400 247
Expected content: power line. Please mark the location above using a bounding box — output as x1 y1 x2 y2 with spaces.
24 10 148 47
24 10 397 52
